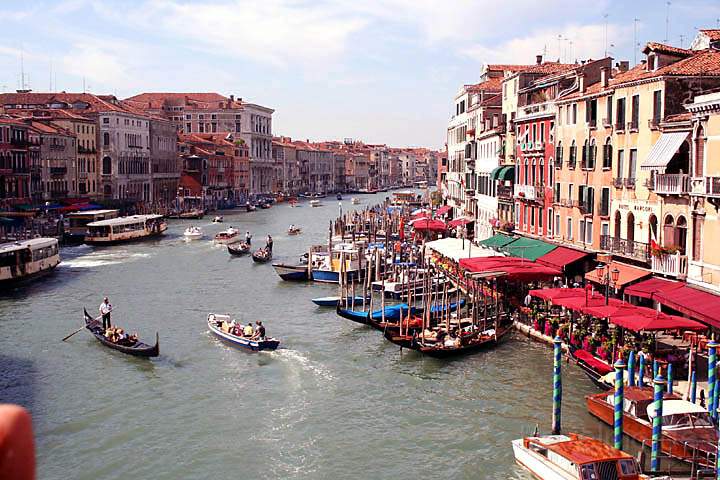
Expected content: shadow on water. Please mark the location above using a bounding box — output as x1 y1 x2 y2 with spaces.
0 355 37 412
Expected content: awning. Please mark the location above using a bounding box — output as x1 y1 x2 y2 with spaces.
411 218 447 232
584 261 651 288
640 132 689 173
448 217 473 228
498 165 515 182
654 285 720 329
536 246 590 271
490 166 504 181
500 236 557 261
425 237 502 262
436 205 451 216
460 256 561 281
624 277 684 300
529 287 587 302
478 233 516 249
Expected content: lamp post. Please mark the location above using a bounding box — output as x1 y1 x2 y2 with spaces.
596 264 620 305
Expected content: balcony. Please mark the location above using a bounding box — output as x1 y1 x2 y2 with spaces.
612 177 624 188
652 174 690 195
624 177 636 189
78 146 96 154
600 235 651 262
651 252 688 279
497 185 513 200
50 166 67 176
514 184 536 201
691 176 720 197
602 117 612 128
10 138 30 148
648 118 660 130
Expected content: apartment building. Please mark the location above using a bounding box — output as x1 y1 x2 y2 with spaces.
0 117 32 203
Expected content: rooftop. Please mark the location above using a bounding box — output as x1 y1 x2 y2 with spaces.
0 237 58 253
87 214 164 227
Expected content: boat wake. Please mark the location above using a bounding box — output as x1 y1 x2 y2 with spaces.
271 348 334 383
60 251 152 269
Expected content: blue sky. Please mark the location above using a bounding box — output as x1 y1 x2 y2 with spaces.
1 0 719 148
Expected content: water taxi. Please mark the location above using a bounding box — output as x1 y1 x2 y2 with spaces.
310 199 322 207
63 209 119 244
310 243 364 283
351 197 360 205
0 238 60 287
207 314 279 352
179 208 204 219
85 215 167 245
512 433 646 479
213 215 223 223
183 226 204 240
214 227 240 244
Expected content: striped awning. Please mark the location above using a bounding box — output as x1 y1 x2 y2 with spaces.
490 166 504 181
640 132 689 173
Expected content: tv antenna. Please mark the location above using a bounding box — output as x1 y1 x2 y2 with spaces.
664 1 671 43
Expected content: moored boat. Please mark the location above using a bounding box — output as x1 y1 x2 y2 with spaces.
272 263 308 281
207 313 279 351
179 208 205 219
0 238 60 288
227 242 250 256
85 214 167 245
214 227 240 244
410 321 512 358
512 433 646 480
312 296 369 307
570 348 613 390
246 203 256 212
252 248 272 263
310 199 321 207
183 226 204 240
82 308 159 357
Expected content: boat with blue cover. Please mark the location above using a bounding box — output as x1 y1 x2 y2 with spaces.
336 299 465 327
207 314 279 352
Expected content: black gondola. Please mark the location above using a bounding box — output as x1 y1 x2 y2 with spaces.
227 242 250 256
252 248 272 263
83 308 159 357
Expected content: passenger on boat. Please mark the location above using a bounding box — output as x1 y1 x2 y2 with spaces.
245 231 252 245
99 297 112 330
243 323 254 337
252 321 266 340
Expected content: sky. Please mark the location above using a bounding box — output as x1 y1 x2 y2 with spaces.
1 0 719 149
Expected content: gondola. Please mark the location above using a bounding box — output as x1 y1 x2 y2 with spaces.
252 248 273 263
410 322 512 358
312 296 369 307
287 226 302 235
569 347 613 390
336 299 465 327
82 308 159 357
227 242 250 256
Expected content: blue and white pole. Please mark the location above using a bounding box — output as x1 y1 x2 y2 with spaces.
691 370 697 404
627 350 636 387
709 341 718 421
651 375 666 473
638 354 645 388
667 363 673 394
552 336 562 435
613 360 626 451
653 359 659 380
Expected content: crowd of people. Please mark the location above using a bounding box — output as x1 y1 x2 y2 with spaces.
227 319 266 340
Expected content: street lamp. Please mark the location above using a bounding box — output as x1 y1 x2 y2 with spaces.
596 264 621 305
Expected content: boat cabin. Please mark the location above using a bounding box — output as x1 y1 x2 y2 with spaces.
64 209 119 240
85 214 166 244
0 238 60 285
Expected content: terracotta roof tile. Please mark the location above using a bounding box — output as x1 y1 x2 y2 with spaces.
517 62 577 75
700 29 720 41
466 77 503 93
487 64 534 72
643 42 693 57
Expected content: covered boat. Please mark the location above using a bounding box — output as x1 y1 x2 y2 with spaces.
214 227 240 244
82 308 159 357
0 238 60 288
85 214 167 245
207 314 279 351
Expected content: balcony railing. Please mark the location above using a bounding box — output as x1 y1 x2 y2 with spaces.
624 177 636 189
497 185 513 199
612 177 624 188
653 174 690 195
691 176 720 197
600 235 650 262
514 184 536 201
50 167 67 176
651 252 688 278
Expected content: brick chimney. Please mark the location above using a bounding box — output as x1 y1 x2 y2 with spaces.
578 74 586 93
616 61 629 72
600 67 610 87
536 54 543 65
229 94 234 102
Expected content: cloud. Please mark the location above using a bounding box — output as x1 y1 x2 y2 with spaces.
461 23 632 65
60 43 133 91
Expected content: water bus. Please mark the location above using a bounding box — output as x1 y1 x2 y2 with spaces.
0 238 60 287
85 215 167 245
63 209 119 244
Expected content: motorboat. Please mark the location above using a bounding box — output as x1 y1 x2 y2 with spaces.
310 199 322 207
207 314 279 352
214 227 240 244
183 226 204 240
272 263 309 281
512 433 646 480
287 225 302 235
310 243 364 283
351 197 360 205
85 215 167 245
213 215 223 223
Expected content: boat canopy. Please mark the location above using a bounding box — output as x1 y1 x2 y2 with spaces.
425 237 501 262
647 400 709 419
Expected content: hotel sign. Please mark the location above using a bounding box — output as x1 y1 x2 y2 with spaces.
617 203 654 213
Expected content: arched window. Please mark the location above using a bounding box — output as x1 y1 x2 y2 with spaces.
663 215 675 247
524 159 529 184
531 159 536 184
582 139 589 168
648 214 658 245
539 158 545 185
627 212 635 246
676 216 688 254
695 125 705 176
614 211 622 240
555 141 563 167
603 138 613 169
569 140 577 166
589 138 597 169
102 156 112 175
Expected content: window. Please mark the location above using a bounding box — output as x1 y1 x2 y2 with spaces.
554 182 560 203
555 214 560 235
569 140 577 166
567 217 573 240
603 138 613 169
558 106 563 125
579 219 586 243
566 105 572 124
568 183 574 203
600 187 610 216
548 208 553 234
530 207 535 227
103 132 110 146
617 149 625 179
616 98 626 128
103 117 109 124
631 95 640 129
585 220 593 244
572 103 577 124
606 97 612 124
601 222 609 239
556 142 563 166
628 149 638 180
540 123 545 142
185 123 191 133
538 206 543 229
695 126 705 176
652 91 662 124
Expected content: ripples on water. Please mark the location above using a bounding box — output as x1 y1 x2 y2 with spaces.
0 194 611 479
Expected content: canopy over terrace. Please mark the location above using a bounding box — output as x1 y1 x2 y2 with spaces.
435 205 451 216
411 218 447 232
459 256 560 281
425 237 502 262
500 236 557 261
582 303 706 332
477 233 515 249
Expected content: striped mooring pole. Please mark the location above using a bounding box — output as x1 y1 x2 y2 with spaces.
638 354 645 388
709 341 718 421
613 360 626 451
627 350 636 387
651 375 666 473
667 363 673 394
653 359 659 380
690 370 697 404
716 407 720 480
552 336 562 435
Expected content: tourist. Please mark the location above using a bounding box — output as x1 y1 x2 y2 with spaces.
243 323 254 337
99 297 112 330
245 231 252 245
253 321 266 340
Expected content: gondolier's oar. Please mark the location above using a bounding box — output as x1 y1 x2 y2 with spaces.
62 310 111 342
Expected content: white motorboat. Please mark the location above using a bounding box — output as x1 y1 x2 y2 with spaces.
183 226 204 240
214 227 240 244
213 216 224 223
287 225 302 235
351 197 360 205
310 199 322 207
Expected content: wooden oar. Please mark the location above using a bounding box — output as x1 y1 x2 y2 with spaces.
62 310 109 342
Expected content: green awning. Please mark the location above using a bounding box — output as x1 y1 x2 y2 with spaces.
498 165 515 182
490 166 504 181
478 233 516 249
500 237 558 261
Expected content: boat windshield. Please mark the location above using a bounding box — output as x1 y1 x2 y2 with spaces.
663 413 694 429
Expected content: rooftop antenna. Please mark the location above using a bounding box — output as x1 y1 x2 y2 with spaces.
664 1 671 43
603 13 609 57
633 18 640 65
679 34 685 48
557 35 563 62
82 76 86 93
19 50 26 91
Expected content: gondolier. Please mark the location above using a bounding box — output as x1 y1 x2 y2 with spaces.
99 297 112 330
245 231 252 245
266 235 273 253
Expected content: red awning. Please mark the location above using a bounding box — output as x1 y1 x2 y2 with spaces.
436 205 451 216
581 301 707 331
411 218 447 232
552 293 617 311
654 285 720 329
448 217 472 228
584 261 651 288
536 246 589 271
529 287 587 302
624 277 684 300
460 256 561 281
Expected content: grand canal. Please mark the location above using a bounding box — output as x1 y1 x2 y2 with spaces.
1 192 613 479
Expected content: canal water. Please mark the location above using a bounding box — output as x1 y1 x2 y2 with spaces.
1 192 614 480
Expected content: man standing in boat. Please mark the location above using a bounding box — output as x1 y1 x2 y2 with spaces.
245 231 252 245
99 297 112 330
252 321 266 340
266 235 273 253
